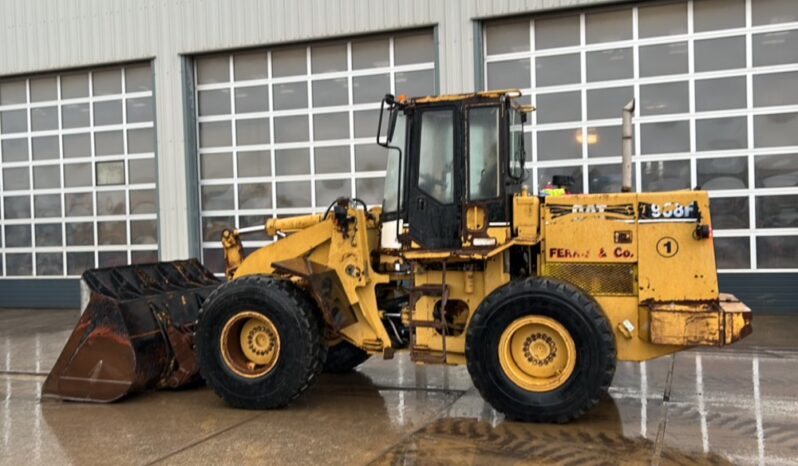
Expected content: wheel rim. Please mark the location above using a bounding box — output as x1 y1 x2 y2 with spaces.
498 315 576 392
220 311 281 379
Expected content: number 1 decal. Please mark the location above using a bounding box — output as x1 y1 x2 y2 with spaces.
656 237 679 258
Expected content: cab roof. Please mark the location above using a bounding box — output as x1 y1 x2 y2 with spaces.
404 89 523 105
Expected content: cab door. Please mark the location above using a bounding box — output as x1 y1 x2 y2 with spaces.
406 106 461 249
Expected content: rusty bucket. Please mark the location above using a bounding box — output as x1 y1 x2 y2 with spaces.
42 259 221 403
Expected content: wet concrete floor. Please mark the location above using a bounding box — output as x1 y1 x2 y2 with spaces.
1 308 797 465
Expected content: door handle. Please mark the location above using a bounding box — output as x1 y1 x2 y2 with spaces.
416 197 425 210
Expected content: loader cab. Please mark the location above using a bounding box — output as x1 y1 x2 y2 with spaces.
378 91 529 250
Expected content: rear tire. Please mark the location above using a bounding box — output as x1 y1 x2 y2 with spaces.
466 277 616 423
323 340 370 373
195 276 326 409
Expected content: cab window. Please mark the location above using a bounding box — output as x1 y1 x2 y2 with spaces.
383 113 407 213
509 108 525 179
468 106 500 200
418 110 455 204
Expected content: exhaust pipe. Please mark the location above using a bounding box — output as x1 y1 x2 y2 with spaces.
622 99 635 193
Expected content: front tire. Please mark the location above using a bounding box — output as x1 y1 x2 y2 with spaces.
195 276 326 409
466 277 616 423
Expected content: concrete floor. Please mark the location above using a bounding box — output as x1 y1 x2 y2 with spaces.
1 309 797 465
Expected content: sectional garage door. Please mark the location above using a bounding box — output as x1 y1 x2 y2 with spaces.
483 0 798 274
0 63 158 279
194 30 436 273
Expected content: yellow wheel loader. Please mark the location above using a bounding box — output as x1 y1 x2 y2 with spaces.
45 90 751 423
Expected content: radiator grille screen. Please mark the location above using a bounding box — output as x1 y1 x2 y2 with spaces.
543 263 636 296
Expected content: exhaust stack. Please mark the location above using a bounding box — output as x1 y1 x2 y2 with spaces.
622 99 635 193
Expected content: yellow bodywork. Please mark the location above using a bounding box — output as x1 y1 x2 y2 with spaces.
232 210 393 351
222 187 751 365
536 189 750 361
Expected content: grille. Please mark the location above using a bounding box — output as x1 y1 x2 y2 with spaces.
543 263 636 296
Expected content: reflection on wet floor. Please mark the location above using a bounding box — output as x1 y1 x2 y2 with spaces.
1 309 798 465
374 399 733 466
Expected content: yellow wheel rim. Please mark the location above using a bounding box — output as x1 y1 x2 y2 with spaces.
498 315 576 392
220 311 280 379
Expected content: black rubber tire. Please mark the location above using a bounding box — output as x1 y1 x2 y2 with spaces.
323 340 370 373
195 275 327 410
465 277 616 423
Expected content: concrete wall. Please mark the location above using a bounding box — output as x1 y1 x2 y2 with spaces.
0 0 619 260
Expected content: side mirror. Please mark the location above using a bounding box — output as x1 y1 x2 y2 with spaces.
377 94 398 147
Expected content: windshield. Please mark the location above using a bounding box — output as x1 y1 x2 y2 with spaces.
509 108 525 179
382 111 407 213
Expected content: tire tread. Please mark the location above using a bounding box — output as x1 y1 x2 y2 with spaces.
465 277 616 423
196 275 326 409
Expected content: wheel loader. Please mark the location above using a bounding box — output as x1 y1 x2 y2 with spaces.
44 90 751 423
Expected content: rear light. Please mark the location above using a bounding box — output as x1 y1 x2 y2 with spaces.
694 224 712 239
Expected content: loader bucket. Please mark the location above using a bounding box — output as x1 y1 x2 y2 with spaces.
42 259 221 403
